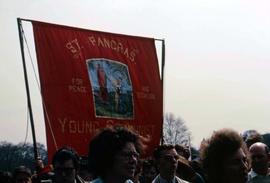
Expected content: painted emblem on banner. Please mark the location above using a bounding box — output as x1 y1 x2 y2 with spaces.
86 58 134 119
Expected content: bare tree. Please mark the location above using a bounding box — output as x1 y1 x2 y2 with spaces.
163 113 191 145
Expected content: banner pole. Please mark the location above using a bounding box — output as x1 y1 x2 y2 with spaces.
17 18 39 161
161 39 165 145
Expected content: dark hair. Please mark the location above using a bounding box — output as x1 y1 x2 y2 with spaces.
153 144 175 160
201 129 249 183
175 144 190 159
265 145 269 154
88 126 143 178
13 166 32 181
176 156 195 182
52 147 80 170
142 159 156 170
0 171 13 183
242 130 263 148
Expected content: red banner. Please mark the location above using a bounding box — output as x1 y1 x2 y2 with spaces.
32 21 163 160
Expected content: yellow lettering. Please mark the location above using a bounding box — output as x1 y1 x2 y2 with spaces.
129 49 137 62
57 118 102 134
106 120 114 128
66 42 77 54
69 121 77 133
111 40 117 50
117 42 124 53
88 36 96 46
58 118 67 133
98 37 105 47
77 122 84 134
103 38 110 48
87 36 138 63
85 121 92 133
124 48 129 58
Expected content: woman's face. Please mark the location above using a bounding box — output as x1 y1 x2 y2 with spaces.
112 142 139 181
222 148 248 183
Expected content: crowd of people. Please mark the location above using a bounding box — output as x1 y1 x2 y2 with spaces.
1 126 269 183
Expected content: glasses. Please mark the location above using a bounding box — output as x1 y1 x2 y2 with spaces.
160 154 180 161
54 167 75 175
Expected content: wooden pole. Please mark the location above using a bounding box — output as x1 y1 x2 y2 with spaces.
17 18 39 160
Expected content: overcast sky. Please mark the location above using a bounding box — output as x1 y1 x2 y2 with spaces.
1 0 270 148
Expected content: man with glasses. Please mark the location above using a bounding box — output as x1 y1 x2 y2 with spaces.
152 145 189 183
52 147 85 183
13 166 32 183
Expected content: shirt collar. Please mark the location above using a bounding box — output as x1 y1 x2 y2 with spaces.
159 174 176 183
249 169 270 178
250 169 258 179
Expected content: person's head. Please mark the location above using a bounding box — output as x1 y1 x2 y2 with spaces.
242 130 263 149
153 144 179 180
175 144 190 160
88 126 143 182
13 166 32 183
141 159 157 183
249 142 270 175
0 171 12 183
201 128 249 183
52 147 80 183
176 156 195 182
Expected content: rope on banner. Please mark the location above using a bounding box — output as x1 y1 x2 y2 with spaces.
19 18 59 152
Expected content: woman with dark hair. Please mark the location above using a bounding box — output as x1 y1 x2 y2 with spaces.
201 128 249 183
88 126 144 183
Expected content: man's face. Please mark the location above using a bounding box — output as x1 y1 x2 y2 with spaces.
143 166 157 182
158 148 179 180
14 173 31 183
54 159 76 183
112 142 139 181
250 145 269 174
222 148 248 183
